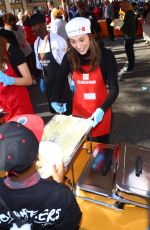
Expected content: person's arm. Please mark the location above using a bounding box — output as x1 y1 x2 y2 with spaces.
14 62 32 86
49 36 71 102
60 52 71 77
0 43 32 87
8 43 32 86
49 59 71 103
100 48 119 112
34 38 43 70
89 48 119 127
33 38 47 94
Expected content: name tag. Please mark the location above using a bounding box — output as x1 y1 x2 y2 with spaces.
84 93 96 100
3 63 8 70
83 74 89 80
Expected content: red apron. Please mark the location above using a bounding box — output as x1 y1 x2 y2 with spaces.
0 51 34 122
72 66 111 137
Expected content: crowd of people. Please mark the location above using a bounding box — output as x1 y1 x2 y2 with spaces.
0 0 149 228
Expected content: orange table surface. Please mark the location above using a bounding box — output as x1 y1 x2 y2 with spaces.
66 142 148 230
99 18 143 37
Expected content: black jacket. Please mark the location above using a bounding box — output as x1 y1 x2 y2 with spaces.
121 10 137 39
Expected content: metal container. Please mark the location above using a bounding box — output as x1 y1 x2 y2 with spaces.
114 143 150 208
76 144 123 210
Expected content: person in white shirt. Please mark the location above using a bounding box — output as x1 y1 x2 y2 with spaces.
16 11 25 27
47 0 57 24
30 13 72 115
51 9 68 41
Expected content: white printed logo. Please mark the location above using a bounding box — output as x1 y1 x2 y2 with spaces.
10 223 31 229
0 208 62 227
82 74 89 80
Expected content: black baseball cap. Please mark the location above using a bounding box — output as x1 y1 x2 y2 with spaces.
29 13 46 26
0 121 39 173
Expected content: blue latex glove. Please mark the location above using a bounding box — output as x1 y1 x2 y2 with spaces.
40 79 46 94
89 108 104 128
0 71 14 86
51 102 67 114
70 80 76 93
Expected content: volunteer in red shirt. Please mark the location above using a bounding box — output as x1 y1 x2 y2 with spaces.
0 35 34 122
61 17 119 143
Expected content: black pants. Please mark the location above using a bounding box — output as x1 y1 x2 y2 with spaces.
124 38 135 70
88 134 109 144
106 18 114 40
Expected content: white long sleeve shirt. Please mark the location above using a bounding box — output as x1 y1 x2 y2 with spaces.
34 32 67 70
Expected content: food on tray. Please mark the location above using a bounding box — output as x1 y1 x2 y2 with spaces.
42 115 92 165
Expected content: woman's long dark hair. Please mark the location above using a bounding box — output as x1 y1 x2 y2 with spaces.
0 36 7 70
67 34 101 73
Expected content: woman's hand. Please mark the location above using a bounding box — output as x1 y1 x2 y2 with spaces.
51 102 67 114
0 71 14 86
89 108 104 128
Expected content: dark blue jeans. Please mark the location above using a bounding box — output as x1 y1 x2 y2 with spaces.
124 38 135 70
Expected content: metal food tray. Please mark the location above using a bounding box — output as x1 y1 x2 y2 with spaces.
114 143 150 208
76 144 123 210
42 115 92 167
77 144 116 197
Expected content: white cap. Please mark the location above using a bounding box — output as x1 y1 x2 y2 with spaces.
65 17 91 38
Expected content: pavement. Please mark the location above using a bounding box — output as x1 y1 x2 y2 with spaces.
29 36 150 148
105 37 150 148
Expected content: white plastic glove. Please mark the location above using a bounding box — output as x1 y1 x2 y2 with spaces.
89 108 104 128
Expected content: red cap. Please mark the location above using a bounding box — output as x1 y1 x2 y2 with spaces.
9 114 44 142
